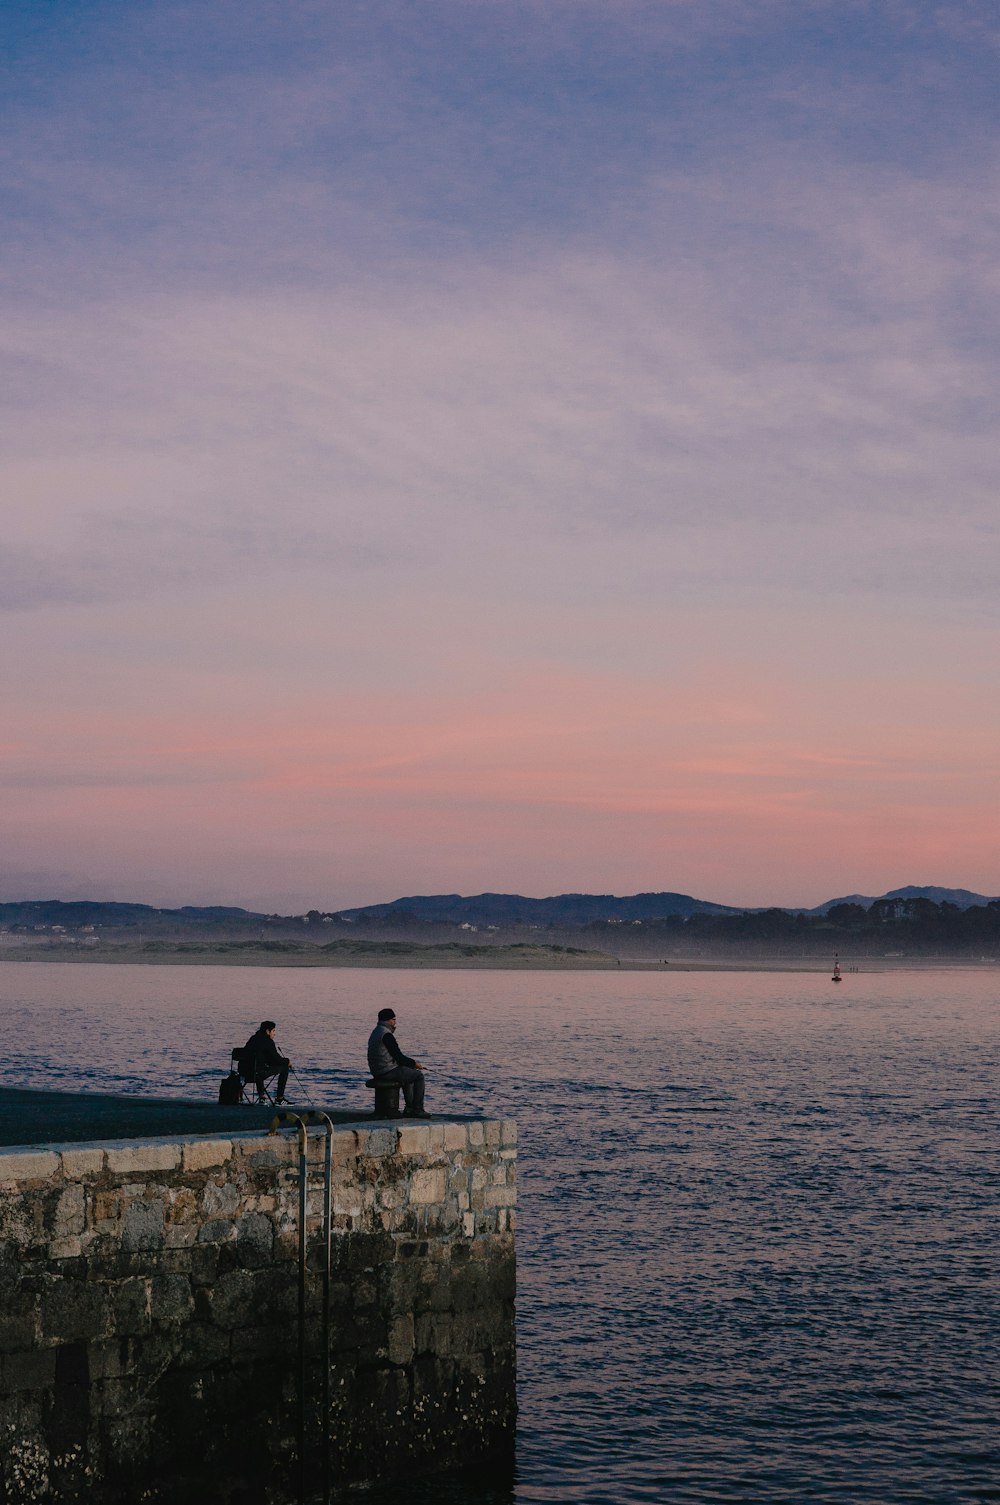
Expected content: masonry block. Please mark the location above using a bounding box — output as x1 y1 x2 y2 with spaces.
396 1124 431 1155
60 1147 105 1178
122 1198 166 1253
106 1141 181 1174
39 1278 112 1345
0 1151 59 1183
410 1168 447 1205
182 1138 232 1171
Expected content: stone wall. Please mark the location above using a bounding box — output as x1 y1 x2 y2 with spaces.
0 1118 516 1503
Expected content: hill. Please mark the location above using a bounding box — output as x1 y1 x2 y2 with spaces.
336 890 740 925
809 885 998 915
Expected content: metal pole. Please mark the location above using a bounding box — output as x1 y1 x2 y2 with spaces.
302 1112 334 1504
270 1112 310 1505
319 1114 334 1505
298 1125 307 1505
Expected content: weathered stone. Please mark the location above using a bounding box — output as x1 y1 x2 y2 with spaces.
164 1223 197 1249
0 1151 59 1183
0 1302 38 1353
204 1268 257 1327
396 1124 431 1155
122 1198 166 1253
410 1168 447 1205
364 1127 397 1158
166 1185 198 1219
483 1185 516 1209
87 1338 128 1379
198 1218 235 1243
47 1236 82 1260
235 1211 273 1269
202 1179 240 1216
182 1138 232 1171
60 1147 105 1178
106 1142 181 1174
112 1276 151 1337
39 1278 112 1344
386 1312 415 1365
243 1145 286 1170
54 1183 86 1237
231 1322 289 1358
151 1273 194 1325
188 1243 220 1285
174 1320 231 1368
155 1247 194 1276
1 1349 57 1391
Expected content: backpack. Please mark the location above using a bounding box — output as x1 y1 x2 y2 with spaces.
218 1071 242 1106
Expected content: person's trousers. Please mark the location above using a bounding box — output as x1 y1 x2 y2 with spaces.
376 1065 425 1113
256 1064 289 1102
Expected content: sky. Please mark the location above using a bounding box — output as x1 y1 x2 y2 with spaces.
2 0 999 912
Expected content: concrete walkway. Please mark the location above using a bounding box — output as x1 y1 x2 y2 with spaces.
0 1086 389 1147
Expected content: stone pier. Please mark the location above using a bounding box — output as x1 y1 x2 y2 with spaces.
0 1115 516 1502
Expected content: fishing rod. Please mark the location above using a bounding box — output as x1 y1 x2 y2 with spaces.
288 1061 319 1105
271 1034 330 1110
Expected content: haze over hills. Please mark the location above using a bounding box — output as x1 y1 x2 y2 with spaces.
4 887 1000 963
1 885 998 935
335 891 741 925
339 886 1000 924
805 886 1000 915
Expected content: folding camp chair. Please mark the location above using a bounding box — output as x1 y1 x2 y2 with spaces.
229 1047 276 1105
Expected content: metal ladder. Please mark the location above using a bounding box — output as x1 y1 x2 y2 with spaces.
269 1110 334 1505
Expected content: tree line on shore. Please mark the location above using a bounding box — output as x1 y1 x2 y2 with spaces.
582 897 1000 954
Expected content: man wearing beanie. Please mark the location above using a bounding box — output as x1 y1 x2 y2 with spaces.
366 1007 428 1118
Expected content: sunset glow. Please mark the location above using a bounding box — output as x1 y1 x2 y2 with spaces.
3 2 999 910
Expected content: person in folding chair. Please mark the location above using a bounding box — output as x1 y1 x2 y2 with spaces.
241 1020 291 1105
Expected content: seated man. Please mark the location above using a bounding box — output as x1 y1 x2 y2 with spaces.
367 1007 428 1118
242 1019 291 1104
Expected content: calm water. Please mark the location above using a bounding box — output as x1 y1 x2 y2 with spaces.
4 962 999 1504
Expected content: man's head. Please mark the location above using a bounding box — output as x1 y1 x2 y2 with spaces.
260 1020 276 1036
377 1008 396 1029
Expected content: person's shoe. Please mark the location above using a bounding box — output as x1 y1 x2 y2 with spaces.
404 1108 431 1118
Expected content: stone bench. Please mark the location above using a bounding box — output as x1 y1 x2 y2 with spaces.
365 1078 401 1118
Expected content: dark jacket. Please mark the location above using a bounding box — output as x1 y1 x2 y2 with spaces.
367 1022 416 1077
243 1028 287 1079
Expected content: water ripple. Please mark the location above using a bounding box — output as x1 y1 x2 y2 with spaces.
3 962 998 1503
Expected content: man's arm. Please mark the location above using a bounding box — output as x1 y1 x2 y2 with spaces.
259 1035 288 1070
383 1033 417 1070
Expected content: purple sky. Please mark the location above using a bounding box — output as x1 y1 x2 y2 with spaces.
3 1 999 911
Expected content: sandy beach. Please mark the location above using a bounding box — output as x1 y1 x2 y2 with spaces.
2 940 991 972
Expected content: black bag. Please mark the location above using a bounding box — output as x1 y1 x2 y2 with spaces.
218 1072 242 1105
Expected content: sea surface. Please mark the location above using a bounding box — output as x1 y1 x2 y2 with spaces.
4 962 998 1504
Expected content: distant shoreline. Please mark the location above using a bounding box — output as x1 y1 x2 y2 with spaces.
1 942 996 972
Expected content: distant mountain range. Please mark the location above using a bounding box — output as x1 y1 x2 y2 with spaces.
336 885 1000 924
1 885 997 936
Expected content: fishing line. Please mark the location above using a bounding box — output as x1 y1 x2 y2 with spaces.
288 1058 330 1108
